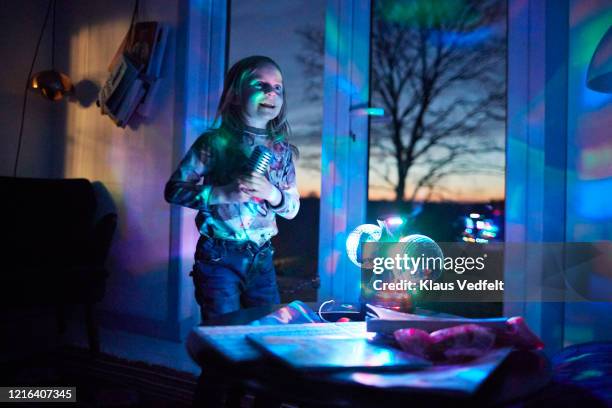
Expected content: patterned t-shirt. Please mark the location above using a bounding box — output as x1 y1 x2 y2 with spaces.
164 124 300 246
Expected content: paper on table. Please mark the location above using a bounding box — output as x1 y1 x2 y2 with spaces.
337 347 513 395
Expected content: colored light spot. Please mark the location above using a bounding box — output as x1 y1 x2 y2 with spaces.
386 216 404 226
576 178 612 219
573 369 603 381
564 353 593 363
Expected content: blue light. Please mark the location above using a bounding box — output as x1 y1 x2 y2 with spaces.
576 178 612 219
440 27 493 47
581 74 612 109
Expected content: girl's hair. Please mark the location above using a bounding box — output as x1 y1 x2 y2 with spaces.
215 55 292 143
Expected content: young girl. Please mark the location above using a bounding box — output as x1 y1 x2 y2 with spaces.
165 56 299 321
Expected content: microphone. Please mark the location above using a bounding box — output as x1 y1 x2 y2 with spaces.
244 145 273 216
247 145 273 175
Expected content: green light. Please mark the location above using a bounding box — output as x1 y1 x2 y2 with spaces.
574 370 603 381
350 107 386 117
365 107 385 116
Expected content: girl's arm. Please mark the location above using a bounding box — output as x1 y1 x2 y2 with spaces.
164 136 214 210
269 148 300 220
165 134 251 208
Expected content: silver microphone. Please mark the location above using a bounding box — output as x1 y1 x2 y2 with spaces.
244 145 273 217
247 145 273 175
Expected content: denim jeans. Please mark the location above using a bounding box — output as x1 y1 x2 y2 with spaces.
190 236 280 321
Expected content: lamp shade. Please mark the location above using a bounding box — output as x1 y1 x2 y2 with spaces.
30 69 74 101
587 26 612 93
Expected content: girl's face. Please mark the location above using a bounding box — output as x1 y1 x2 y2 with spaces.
236 64 284 128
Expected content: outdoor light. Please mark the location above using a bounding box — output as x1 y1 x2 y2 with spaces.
462 212 499 243
587 26 612 93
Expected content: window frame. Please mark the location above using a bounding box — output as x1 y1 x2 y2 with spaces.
317 0 372 303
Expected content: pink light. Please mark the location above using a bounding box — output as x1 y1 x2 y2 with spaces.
386 216 404 226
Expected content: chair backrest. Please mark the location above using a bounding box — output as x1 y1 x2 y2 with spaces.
0 177 96 268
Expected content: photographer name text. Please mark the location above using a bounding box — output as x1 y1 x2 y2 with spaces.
372 279 504 292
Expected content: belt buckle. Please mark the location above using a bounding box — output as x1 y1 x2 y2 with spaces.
246 241 258 256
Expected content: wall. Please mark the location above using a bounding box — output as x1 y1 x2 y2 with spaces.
0 0 199 340
564 0 612 345
0 1 61 177
505 0 569 352
505 0 611 352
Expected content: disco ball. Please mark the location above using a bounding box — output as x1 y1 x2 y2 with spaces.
346 224 382 267
397 234 444 282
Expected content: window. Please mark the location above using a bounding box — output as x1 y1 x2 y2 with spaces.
368 0 506 243
367 0 507 315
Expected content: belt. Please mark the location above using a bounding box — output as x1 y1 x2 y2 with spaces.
204 236 272 253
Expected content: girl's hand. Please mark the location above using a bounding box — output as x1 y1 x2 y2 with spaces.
239 172 282 206
209 181 252 204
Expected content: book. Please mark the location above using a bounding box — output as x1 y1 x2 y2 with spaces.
137 24 169 118
97 55 128 113
247 334 431 372
125 87 146 125
107 31 129 73
99 21 167 127
137 79 161 117
115 79 145 127
126 22 159 72
365 304 508 334
145 24 168 78
101 53 141 115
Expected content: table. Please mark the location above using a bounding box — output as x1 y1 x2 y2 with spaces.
189 305 551 407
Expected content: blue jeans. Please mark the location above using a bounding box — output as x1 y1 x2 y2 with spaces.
191 236 280 321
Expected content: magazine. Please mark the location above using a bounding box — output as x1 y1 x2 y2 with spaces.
126 22 158 71
98 21 168 127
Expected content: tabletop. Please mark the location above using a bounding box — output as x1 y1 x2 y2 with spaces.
189 304 551 407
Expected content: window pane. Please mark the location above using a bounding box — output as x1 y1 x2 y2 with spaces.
367 0 507 315
228 0 326 301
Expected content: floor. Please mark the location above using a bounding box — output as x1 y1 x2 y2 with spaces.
2 306 200 376
65 320 201 376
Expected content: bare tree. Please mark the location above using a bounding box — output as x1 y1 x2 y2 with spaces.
297 0 506 202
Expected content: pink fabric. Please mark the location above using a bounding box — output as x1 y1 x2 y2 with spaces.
394 317 544 362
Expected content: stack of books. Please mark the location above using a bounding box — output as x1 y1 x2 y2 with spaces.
97 21 169 128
